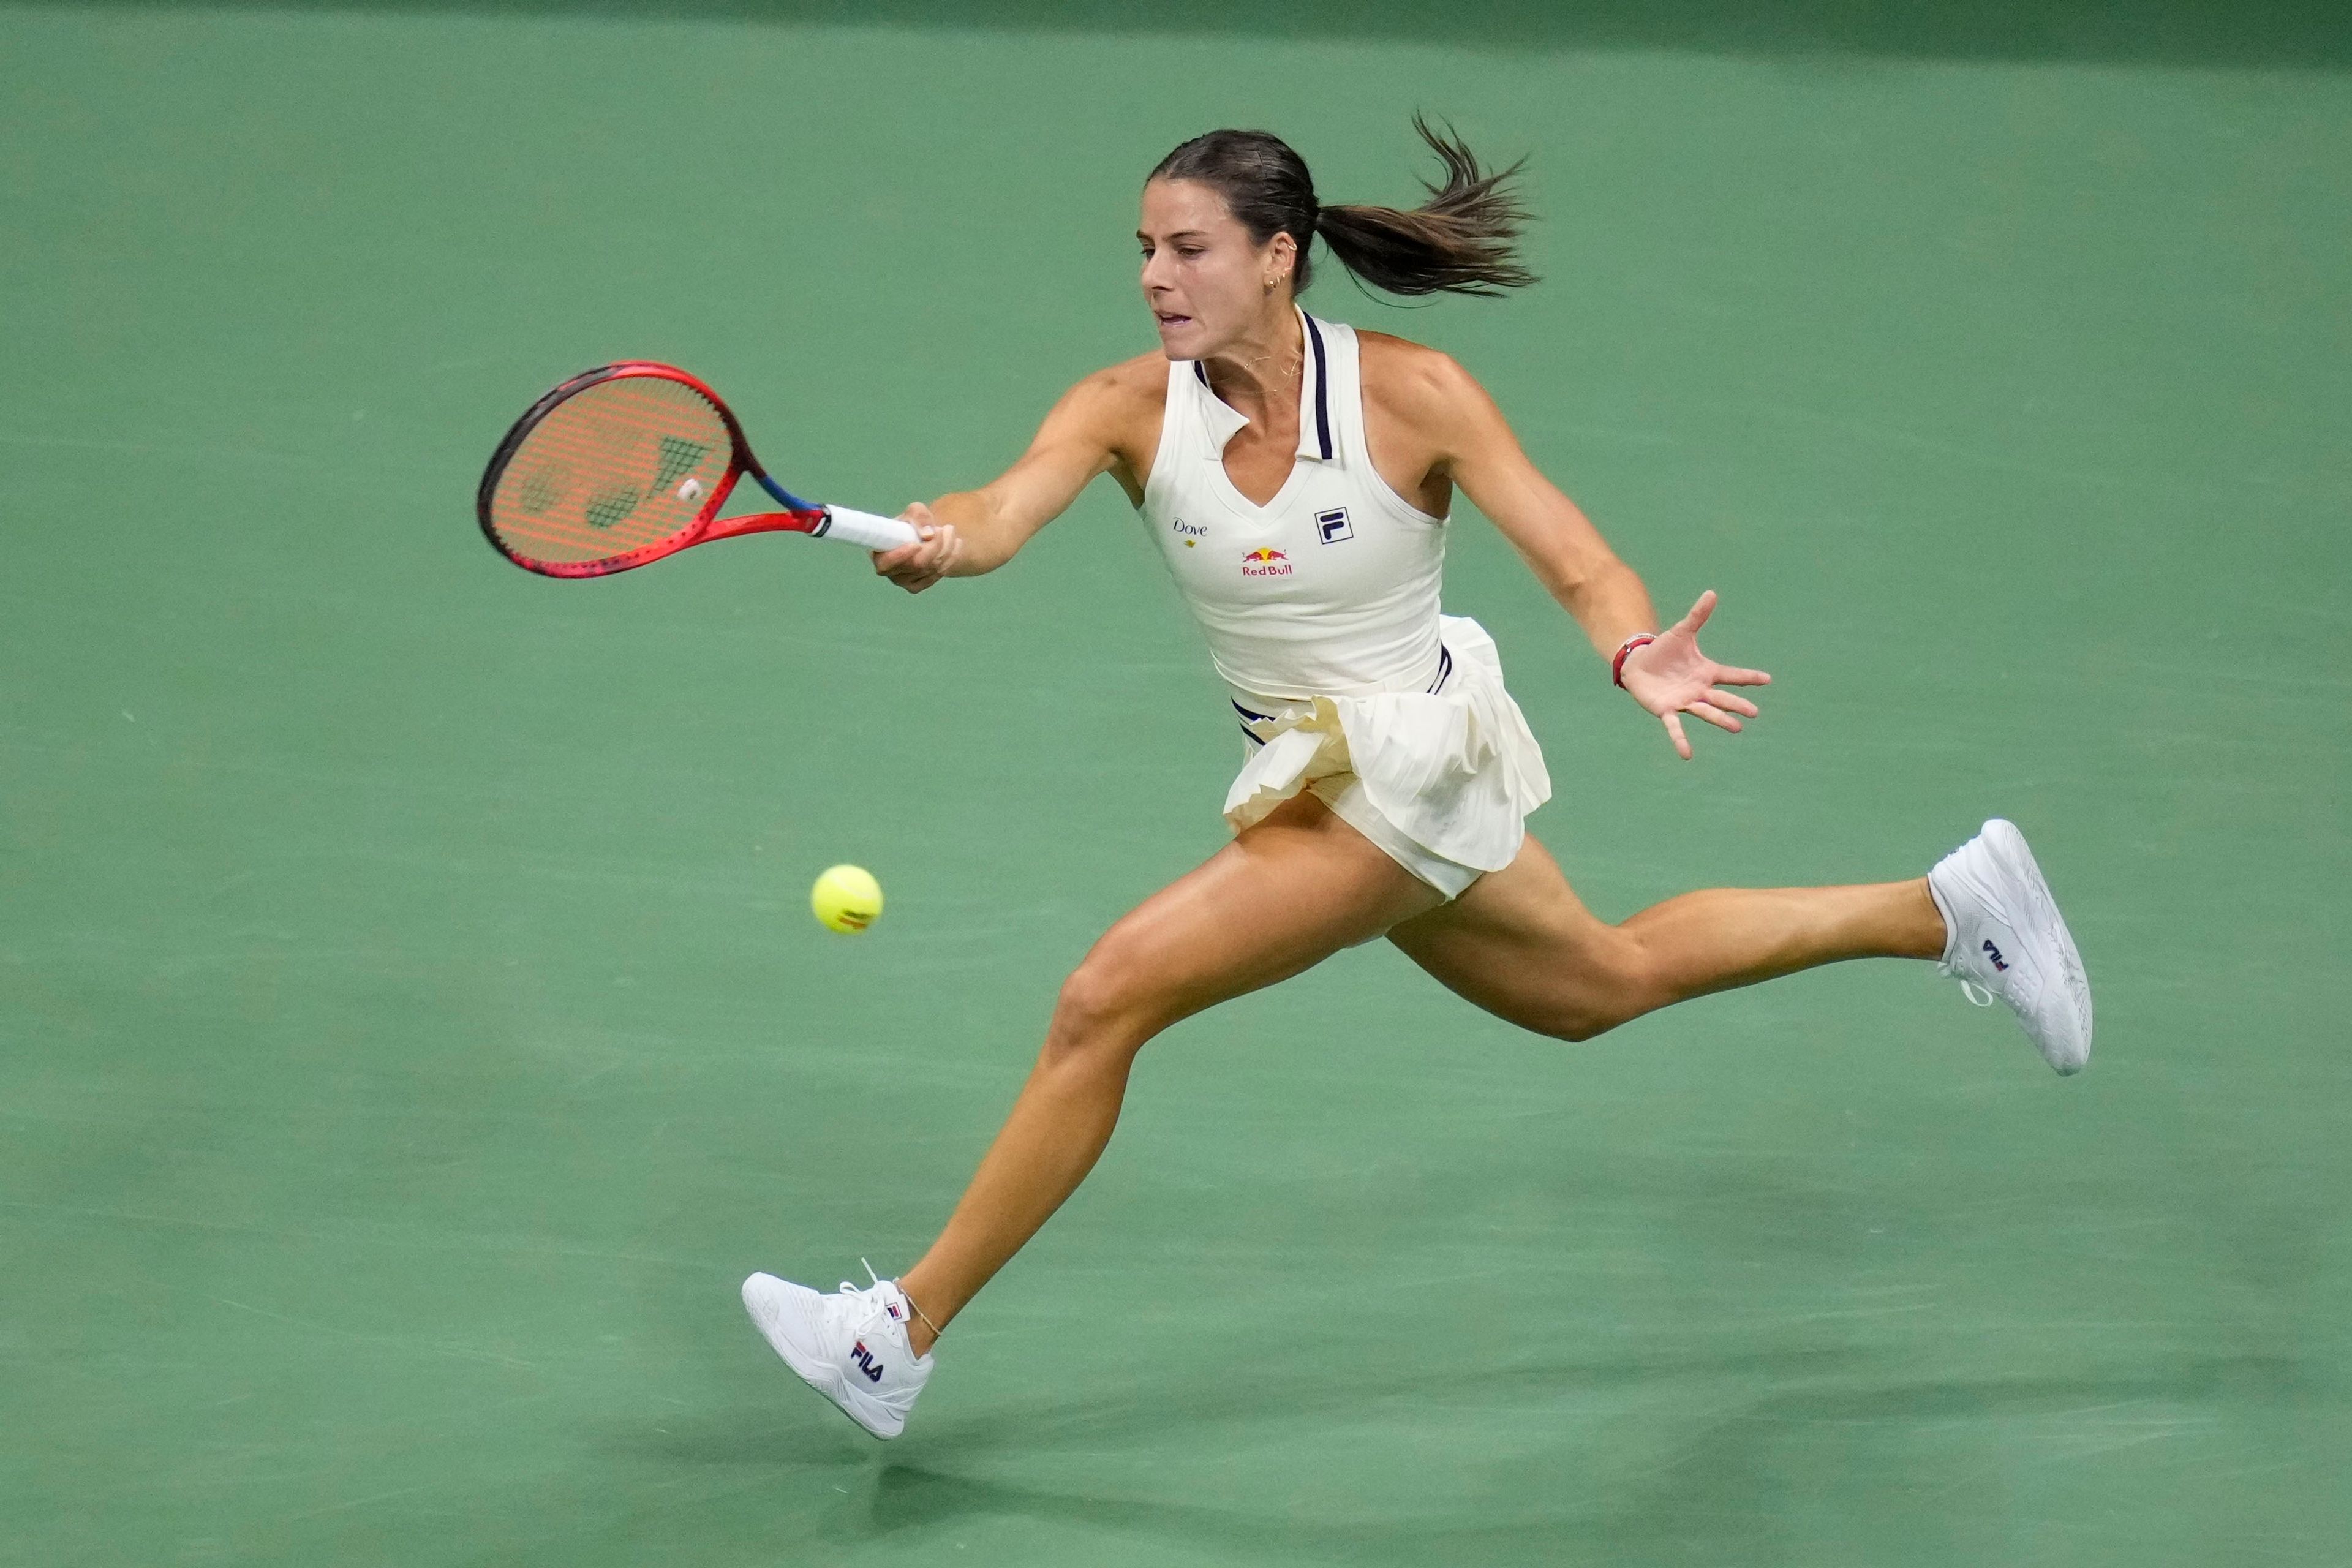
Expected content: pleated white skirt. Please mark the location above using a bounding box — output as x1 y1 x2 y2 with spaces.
1223 616 1553 899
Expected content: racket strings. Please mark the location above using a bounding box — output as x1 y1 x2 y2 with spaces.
487 375 735 566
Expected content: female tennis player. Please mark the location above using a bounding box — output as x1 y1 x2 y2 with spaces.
742 121 2093 1439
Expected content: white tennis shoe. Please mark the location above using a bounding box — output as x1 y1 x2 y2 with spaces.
1927 818 2094 1074
741 1264 934 1439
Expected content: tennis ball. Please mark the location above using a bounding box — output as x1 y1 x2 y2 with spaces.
811 864 883 934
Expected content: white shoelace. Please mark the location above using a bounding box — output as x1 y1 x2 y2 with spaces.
1936 951 1998 1008
835 1259 941 1349
826 1261 897 1335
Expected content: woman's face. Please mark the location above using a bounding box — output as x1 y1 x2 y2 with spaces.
1137 178 1294 361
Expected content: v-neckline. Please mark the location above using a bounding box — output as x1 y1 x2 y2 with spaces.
1212 433 1310 518
1193 309 1332 519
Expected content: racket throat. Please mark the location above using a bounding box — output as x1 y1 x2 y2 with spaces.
682 470 824 541
698 505 829 543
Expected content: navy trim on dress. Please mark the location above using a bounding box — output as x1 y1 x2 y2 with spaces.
1193 326 1328 461
1302 314 1333 461
1232 649 1443 748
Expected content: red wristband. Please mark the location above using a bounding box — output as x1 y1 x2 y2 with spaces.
1611 633 1657 688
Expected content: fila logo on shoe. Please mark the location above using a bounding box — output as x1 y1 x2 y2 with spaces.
1981 938 2010 973
849 1341 886 1384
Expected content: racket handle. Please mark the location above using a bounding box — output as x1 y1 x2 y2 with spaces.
818 505 921 552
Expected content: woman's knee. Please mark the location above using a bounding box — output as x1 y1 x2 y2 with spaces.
1041 944 1162 1068
1540 1007 1615 1044
1533 930 1667 1042
1537 992 1635 1043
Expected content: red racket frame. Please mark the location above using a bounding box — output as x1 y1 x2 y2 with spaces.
476 361 832 579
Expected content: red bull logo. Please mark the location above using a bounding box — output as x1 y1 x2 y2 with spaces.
1241 547 1292 578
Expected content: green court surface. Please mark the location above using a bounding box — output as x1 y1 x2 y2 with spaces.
2 4 2347 1563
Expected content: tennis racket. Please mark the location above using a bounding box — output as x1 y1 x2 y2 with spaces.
477 361 919 578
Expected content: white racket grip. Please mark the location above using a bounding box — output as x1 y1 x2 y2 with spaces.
818 505 921 552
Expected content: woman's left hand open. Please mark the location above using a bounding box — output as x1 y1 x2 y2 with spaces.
1617 590 1771 761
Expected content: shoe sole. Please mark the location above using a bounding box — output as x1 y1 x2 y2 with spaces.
1981 819 2093 1074
741 1275 902 1441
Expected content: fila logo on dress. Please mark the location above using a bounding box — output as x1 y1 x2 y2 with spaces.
1316 507 1354 544
849 1341 886 1383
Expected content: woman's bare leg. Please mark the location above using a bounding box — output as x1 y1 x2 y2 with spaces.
896 793 1442 1352
1387 833 1946 1041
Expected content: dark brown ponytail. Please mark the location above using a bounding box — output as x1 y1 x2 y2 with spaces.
1147 115 1536 298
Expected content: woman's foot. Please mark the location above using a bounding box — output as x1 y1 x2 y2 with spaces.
1928 818 2094 1074
741 1267 934 1439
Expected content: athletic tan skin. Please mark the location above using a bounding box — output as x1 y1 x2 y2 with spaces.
868 175 1947 1354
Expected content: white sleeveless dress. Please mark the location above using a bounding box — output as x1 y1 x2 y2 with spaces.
1138 308 1551 897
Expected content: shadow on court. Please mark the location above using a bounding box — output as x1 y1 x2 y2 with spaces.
589 1342 2315 1563
597 1349 2307 1564
19 0 2352 69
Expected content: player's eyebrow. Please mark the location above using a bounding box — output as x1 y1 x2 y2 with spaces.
1138 229 1212 243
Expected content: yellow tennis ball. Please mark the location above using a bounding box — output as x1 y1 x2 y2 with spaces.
810 864 883 934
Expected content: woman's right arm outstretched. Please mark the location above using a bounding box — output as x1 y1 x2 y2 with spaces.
872 360 1160 593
